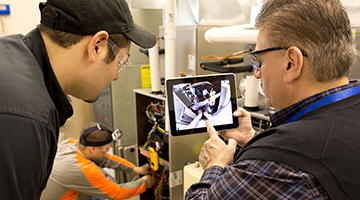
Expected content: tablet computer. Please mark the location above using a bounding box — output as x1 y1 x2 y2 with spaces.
166 73 238 137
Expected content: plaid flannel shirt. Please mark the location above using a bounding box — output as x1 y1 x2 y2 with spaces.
185 80 360 199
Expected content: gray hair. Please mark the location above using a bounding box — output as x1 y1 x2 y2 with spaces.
255 0 356 82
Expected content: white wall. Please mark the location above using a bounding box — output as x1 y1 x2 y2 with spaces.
342 0 360 25
0 0 41 34
1 0 359 35
0 0 94 139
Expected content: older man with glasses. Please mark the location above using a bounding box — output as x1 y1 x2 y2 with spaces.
186 0 360 199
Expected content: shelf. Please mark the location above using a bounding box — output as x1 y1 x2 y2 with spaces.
138 146 170 169
133 88 166 101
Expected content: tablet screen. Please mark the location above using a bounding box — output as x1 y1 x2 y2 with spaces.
166 73 238 137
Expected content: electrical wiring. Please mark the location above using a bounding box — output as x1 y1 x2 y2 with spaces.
142 101 166 150
145 102 165 123
145 104 153 121
141 100 169 199
152 104 165 112
157 125 165 134
156 167 168 199
152 101 165 113
152 167 169 200
142 124 156 149
142 123 167 152
152 169 156 197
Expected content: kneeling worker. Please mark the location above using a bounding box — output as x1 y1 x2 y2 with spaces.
41 122 152 200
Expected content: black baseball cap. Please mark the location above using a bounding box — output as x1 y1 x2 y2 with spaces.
39 0 157 49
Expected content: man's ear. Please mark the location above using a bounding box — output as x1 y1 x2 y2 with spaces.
283 46 304 84
87 31 109 62
85 146 93 153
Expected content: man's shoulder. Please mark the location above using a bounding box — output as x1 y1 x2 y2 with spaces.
0 40 55 125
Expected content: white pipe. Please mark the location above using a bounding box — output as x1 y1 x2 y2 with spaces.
204 25 258 43
164 0 176 80
244 75 260 108
165 0 176 135
149 41 161 93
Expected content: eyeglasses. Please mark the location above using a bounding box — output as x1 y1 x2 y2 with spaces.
99 146 111 153
118 54 131 73
108 39 131 73
250 47 308 70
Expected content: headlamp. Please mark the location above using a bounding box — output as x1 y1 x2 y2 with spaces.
112 129 123 141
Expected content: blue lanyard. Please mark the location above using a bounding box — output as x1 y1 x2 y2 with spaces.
283 85 360 125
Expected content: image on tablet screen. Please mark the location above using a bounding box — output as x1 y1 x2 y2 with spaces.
172 80 233 130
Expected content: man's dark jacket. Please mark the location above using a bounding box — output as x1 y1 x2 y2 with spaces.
0 29 73 199
238 90 360 199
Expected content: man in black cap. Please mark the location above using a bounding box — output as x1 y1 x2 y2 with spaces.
0 0 156 199
41 122 152 200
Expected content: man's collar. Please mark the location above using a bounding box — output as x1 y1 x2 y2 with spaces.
24 29 73 126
